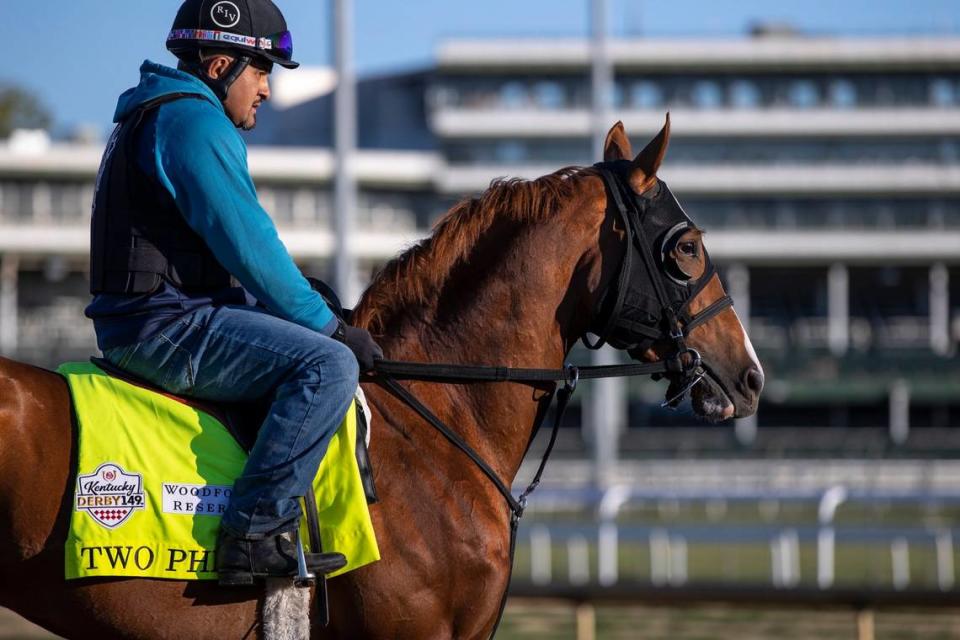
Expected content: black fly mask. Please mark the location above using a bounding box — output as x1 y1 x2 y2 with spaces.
584 160 734 406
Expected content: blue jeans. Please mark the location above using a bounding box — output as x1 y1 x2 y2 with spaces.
102 304 359 538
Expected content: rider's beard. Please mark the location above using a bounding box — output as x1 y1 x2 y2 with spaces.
237 110 257 131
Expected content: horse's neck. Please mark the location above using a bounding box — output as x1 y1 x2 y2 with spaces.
379 223 583 483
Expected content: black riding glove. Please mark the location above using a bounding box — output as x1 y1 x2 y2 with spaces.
333 320 383 372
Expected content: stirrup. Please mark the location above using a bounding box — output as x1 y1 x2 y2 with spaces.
293 537 347 587
293 536 315 587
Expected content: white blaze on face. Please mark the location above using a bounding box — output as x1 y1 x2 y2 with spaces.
731 308 763 376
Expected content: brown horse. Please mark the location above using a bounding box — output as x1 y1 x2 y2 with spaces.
0 120 762 639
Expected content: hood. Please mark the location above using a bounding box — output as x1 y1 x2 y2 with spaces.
113 60 222 123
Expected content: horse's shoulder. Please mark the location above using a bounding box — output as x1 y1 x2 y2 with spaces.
0 357 69 416
0 358 70 476
0 358 73 568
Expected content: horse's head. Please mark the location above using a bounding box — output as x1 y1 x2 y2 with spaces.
583 117 763 421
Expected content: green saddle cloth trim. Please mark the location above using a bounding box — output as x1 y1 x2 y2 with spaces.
59 361 379 580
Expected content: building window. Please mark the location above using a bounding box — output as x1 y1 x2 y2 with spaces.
2 183 33 221
788 80 819 108
427 85 457 109
828 79 857 109
611 82 625 109
532 81 565 110
874 81 897 106
49 183 86 222
691 81 723 109
500 81 529 109
258 187 276 219
729 80 760 109
272 189 295 223
941 139 959 164
495 140 526 164
291 189 317 225
629 81 662 109
930 78 955 107
357 192 416 231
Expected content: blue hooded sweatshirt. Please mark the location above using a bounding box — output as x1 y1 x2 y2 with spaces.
86 61 336 350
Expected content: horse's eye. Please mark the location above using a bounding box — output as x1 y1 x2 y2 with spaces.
678 242 697 257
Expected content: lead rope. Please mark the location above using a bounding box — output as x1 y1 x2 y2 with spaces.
370 365 579 638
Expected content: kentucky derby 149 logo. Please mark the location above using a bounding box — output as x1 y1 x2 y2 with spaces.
75 463 146 529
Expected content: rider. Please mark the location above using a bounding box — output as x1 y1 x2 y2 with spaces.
85 0 382 585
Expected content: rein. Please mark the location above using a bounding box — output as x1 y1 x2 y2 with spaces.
369 357 675 511
364 357 668 638
358 168 735 637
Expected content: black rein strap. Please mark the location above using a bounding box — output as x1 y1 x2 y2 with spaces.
365 360 587 638
377 375 522 514
373 357 669 382
360 168 734 636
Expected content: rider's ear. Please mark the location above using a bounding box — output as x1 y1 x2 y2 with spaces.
203 54 233 80
603 121 633 161
629 113 671 195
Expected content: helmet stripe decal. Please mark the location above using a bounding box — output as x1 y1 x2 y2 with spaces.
167 28 277 51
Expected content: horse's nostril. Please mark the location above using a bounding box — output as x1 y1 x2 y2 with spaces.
745 367 764 395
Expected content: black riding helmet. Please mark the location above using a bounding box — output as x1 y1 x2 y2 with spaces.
167 0 299 100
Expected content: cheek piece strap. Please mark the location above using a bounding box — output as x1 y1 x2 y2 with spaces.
584 166 734 406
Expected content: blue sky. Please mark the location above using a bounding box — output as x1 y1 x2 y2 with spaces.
0 0 957 135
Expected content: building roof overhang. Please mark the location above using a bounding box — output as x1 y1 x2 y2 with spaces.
437 37 960 73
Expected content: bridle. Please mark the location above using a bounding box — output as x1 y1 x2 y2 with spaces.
361 165 735 636
583 162 733 406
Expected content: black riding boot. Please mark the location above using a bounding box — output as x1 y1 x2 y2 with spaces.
216 529 299 586
216 528 348 586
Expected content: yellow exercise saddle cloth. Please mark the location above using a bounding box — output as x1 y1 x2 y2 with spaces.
58 361 379 581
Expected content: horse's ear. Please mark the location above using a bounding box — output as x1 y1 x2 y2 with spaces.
603 121 632 161
629 113 671 194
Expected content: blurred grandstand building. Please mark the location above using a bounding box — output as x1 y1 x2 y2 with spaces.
0 30 958 467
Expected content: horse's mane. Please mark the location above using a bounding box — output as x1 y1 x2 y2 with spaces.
353 166 596 334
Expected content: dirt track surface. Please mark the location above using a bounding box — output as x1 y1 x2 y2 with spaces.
7 601 960 639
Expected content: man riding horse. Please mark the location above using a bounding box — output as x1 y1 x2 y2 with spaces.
85 0 381 586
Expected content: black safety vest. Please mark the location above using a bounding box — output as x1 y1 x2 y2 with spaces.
90 93 234 294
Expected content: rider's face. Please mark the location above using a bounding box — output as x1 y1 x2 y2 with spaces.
206 56 272 131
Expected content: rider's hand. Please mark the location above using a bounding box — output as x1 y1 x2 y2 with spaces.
335 321 383 372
